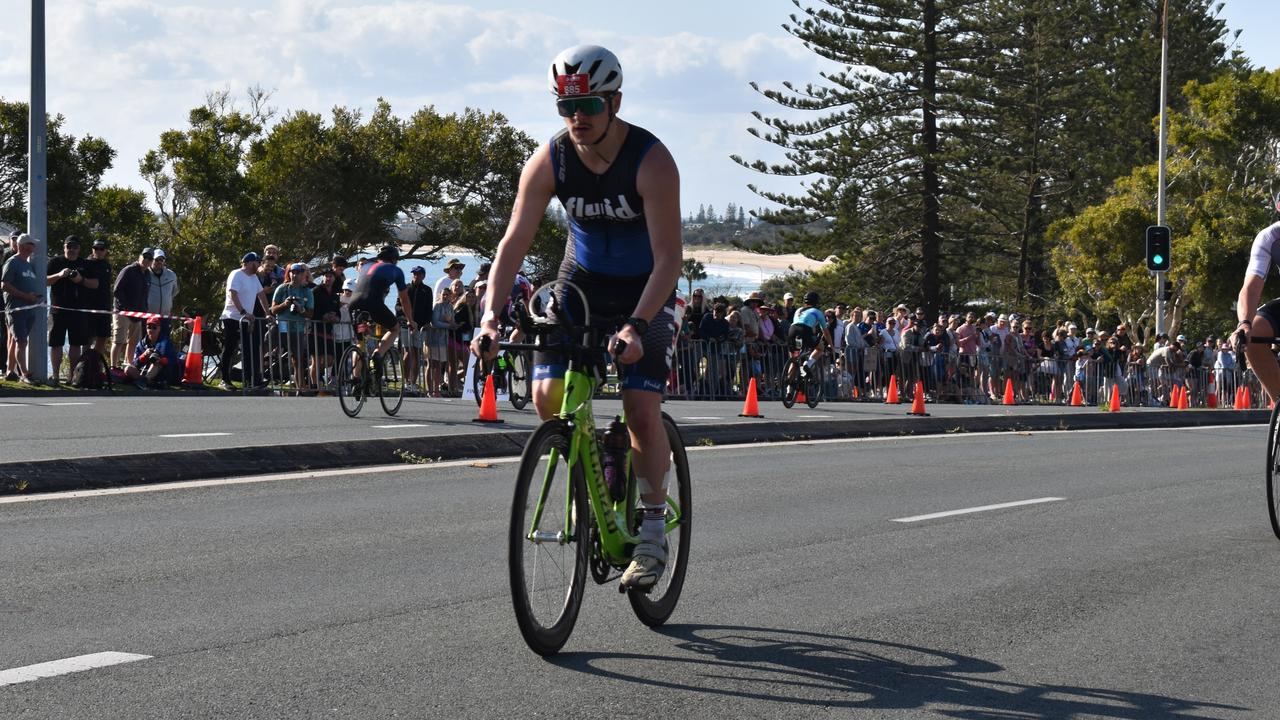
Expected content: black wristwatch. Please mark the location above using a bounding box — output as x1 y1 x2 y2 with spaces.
624 316 649 336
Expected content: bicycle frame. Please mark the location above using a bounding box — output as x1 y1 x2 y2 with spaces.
525 359 683 569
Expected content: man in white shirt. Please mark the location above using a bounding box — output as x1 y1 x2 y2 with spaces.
219 252 270 390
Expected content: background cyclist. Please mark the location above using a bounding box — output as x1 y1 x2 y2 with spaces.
788 291 832 377
348 244 418 364
471 44 683 591
1234 218 1280 399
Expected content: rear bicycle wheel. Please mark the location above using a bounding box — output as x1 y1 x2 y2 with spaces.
337 345 366 418
510 421 589 656
472 356 492 407
628 413 692 627
806 362 823 409
378 346 405 416
509 350 531 411
1266 402 1280 540
782 359 799 409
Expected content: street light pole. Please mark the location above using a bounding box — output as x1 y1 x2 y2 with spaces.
1155 0 1169 336
27 0 49 382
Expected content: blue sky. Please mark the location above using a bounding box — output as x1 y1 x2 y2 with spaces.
0 0 1276 221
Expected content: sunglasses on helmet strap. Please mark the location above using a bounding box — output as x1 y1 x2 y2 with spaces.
556 95 608 118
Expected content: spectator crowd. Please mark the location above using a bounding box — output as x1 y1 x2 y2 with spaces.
0 228 1263 406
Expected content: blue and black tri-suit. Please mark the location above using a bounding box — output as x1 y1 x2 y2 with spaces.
536 124 679 393
348 261 406 330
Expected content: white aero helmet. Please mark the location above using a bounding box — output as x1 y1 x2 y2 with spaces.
548 45 623 96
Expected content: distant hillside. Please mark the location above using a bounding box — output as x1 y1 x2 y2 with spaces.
682 219 828 250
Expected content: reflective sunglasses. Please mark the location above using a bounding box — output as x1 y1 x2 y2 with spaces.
556 95 608 117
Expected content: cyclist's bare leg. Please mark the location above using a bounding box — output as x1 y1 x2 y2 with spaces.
1246 314 1280 401
376 326 398 359
622 389 669 506
532 378 565 421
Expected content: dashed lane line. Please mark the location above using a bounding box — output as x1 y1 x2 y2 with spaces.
158 432 232 438
371 424 428 429
891 497 1065 523
0 652 151 687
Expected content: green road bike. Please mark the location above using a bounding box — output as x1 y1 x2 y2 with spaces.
494 290 692 656
337 312 405 418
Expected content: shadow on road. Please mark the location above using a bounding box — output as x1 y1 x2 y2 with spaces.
552 624 1245 718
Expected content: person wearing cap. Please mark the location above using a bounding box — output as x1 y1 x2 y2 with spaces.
331 277 357 350
402 266 433 393
46 235 99 384
474 261 492 289
124 316 178 389
306 266 342 392
110 247 153 368
219 252 270 390
83 238 113 354
1 234 43 382
143 248 180 340
330 254 350 278
270 263 316 392
435 258 465 297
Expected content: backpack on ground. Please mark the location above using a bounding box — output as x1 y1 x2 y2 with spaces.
71 349 111 390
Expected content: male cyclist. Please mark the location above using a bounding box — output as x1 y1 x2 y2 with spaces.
471 45 683 591
788 291 832 377
348 245 418 363
1234 219 1280 398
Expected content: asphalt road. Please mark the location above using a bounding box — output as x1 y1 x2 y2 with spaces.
0 393 1226 463
3 424 1278 718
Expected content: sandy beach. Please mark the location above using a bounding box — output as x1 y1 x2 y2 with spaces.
684 248 828 273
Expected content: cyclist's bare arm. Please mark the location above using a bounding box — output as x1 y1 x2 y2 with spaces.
474 145 556 359
1237 271 1280 400
612 142 682 363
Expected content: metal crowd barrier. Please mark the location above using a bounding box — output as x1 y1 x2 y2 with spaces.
663 340 1272 409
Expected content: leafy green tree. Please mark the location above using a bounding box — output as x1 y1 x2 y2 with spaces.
1050 67 1280 340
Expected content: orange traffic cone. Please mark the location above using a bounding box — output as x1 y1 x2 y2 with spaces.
795 389 807 404
472 374 501 423
886 375 900 404
182 316 204 385
1235 386 1245 410
1244 386 1253 410
852 385 859 400
1003 378 1016 406
739 377 764 418
1207 386 1217 409
1109 383 1122 412
1168 385 1179 408
907 380 929 416
1070 381 1083 407
1179 385 1191 409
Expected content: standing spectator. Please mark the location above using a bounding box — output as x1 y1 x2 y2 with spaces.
954 312 980 400
1215 338 1237 402
111 247 152 368
435 258 466 296
270 263 315 392
428 286 456 396
845 307 868 395
699 302 730 396
1 231 16 375
402 266 433 393
47 235 94 384
145 248 180 339
125 317 178 389
309 267 341 392
84 238 113 354
449 278 473 391
778 293 796 332
1 234 43 383
330 254 350 279
219 252 270 391
258 245 285 292
1114 323 1134 356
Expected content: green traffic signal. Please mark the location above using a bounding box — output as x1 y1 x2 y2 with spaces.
1146 226 1171 272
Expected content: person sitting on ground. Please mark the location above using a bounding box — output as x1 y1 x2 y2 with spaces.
125 317 178 389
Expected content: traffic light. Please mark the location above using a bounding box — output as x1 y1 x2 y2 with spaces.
1146 225 1171 272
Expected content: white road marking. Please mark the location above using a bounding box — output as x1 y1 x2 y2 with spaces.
372 424 428 429
0 652 151 687
681 416 723 420
0 403 24 407
158 432 231 438
892 497 1065 523
40 402 93 407
1 424 1260 505
798 414 833 418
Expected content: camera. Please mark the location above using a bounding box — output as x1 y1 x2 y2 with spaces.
66 268 79 279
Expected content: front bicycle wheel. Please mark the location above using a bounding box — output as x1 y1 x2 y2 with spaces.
379 346 405 416
510 421 589 656
628 413 692 627
1266 402 1280 540
782 360 799 409
472 356 492 407
337 345 366 418
509 350 531 411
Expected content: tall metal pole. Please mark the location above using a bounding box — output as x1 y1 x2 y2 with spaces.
27 0 49 382
1155 0 1169 336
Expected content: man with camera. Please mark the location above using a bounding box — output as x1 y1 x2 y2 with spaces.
47 235 98 384
145 248 180 340
125 317 178 389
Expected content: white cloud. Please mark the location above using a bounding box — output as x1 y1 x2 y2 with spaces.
0 0 830 214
